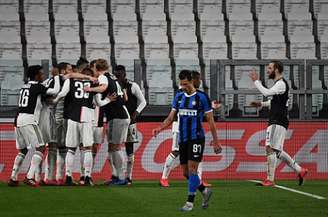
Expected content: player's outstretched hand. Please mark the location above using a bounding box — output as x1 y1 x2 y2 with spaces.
210 140 222 154
88 76 98 83
249 69 259 82
211 100 221 110
250 101 262 107
84 86 92 92
152 127 161 137
107 93 118 102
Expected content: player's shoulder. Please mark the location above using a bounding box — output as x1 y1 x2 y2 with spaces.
196 90 209 98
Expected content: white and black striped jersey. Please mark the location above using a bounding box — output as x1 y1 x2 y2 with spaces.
98 72 129 120
16 76 60 127
54 78 95 123
254 78 289 129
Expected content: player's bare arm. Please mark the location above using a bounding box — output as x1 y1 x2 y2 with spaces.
205 111 222 154
152 109 177 137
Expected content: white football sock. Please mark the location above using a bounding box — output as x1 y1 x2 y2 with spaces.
162 153 177 179
45 147 57 181
112 150 125 180
83 150 93 178
197 162 203 181
267 152 277 182
126 154 134 180
56 148 66 180
80 149 85 177
108 151 117 177
65 149 75 177
278 150 302 174
11 152 25 181
27 151 43 179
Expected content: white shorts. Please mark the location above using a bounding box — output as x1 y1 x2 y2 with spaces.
93 126 104 144
265 124 286 151
108 118 130 145
171 121 179 152
39 107 56 144
126 123 138 143
15 125 45 150
66 119 94 148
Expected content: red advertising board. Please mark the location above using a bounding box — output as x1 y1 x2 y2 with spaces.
0 122 327 181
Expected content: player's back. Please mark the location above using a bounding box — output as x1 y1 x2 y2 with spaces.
65 78 95 122
17 81 47 126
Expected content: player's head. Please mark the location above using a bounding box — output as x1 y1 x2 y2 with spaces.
81 67 94 77
191 70 201 89
76 57 89 72
179 70 194 92
27 65 44 82
71 64 78 73
58 62 72 75
113 65 126 83
51 65 59 77
95 59 109 76
267 60 283 79
90 59 97 73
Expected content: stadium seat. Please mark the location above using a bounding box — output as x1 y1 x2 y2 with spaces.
175 59 200 82
144 43 170 60
116 59 135 80
140 0 166 21
27 43 52 60
142 20 167 43
197 0 223 21
24 0 49 21
313 0 328 20
56 43 81 60
226 0 252 21
321 43 328 59
86 43 111 62
81 0 107 21
288 20 314 43
173 43 198 59
25 21 51 43
114 43 139 59
232 43 257 59
0 72 24 106
256 0 282 21
84 21 109 43
229 20 255 43
290 42 316 59
53 0 78 20
0 21 21 43
113 21 138 43
54 21 80 43
318 20 328 43
0 43 22 60
258 20 284 43
168 0 194 21
284 0 311 21
0 1 19 21
0 60 23 84
111 0 136 21
171 20 197 43
200 20 226 43
261 43 286 59
202 43 228 59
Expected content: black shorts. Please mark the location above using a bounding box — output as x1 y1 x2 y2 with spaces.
179 138 205 165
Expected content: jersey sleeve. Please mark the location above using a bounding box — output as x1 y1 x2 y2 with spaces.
98 75 108 86
254 80 286 97
172 92 181 111
36 83 48 94
200 92 212 113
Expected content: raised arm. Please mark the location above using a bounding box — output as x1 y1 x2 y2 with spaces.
53 79 70 103
45 75 60 95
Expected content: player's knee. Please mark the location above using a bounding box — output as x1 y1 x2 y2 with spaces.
84 146 92 151
265 146 274 155
125 143 134 156
68 147 76 153
171 151 179 157
20 148 28 155
36 145 46 153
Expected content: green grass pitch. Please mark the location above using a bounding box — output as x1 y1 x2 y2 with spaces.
0 180 327 217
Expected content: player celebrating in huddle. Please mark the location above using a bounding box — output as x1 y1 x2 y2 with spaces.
153 70 222 212
249 61 308 186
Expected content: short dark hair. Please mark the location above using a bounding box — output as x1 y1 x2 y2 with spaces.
76 57 89 70
81 67 94 76
271 60 283 73
191 70 200 79
179 70 192 81
57 62 70 72
115 65 126 73
27 65 42 80
90 59 97 68
95 59 109 71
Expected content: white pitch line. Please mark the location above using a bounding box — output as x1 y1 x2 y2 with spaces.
248 180 326 200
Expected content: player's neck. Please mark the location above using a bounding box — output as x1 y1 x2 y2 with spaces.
274 74 283 81
185 87 196 95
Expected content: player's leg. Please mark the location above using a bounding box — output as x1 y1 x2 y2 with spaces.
125 123 138 185
81 122 95 186
79 143 85 185
92 126 103 171
25 125 46 187
56 119 67 185
161 122 180 187
8 127 28 186
106 120 118 184
273 125 307 185
197 162 211 187
64 119 79 186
